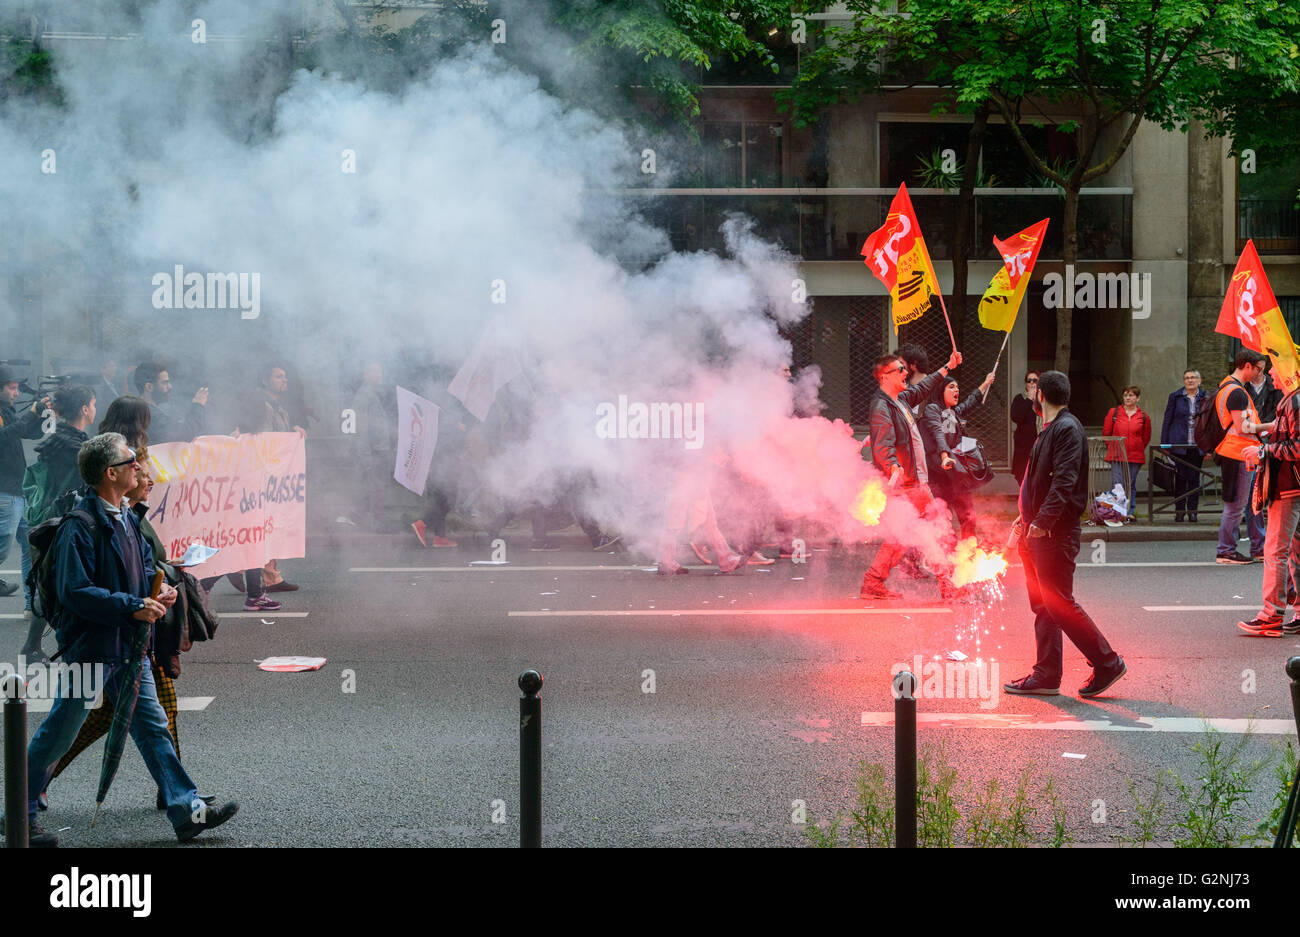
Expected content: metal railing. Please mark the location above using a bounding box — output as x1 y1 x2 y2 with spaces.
1145 445 1220 523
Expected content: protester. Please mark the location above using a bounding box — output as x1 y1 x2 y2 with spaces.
18 385 97 660
859 349 961 600
22 433 238 846
133 361 208 444
40 458 219 812
0 366 49 605
1102 386 1152 519
1236 386 1300 636
1004 371 1127 698
244 365 301 593
350 363 397 533
921 371 996 541
96 358 121 407
1245 365 1282 554
1212 350 1266 564
1160 370 1208 523
659 466 743 575
1010 371 1040 483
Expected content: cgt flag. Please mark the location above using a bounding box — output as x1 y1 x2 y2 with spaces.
978 218 1050 332
861 183 943 331
394 385 439 496
1217 240 1300 395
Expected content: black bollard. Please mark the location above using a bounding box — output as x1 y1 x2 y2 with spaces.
894 670 917 849
518 669 543 848
1275 657 1300 849
3 674 27 849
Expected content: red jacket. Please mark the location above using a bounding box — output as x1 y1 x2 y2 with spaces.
1104 406 1152 463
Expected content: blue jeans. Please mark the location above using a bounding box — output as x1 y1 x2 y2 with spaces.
1218 462 1264 557
0 492 32 609
27 658 199 829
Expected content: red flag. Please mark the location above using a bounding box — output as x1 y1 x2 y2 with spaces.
1216 240 1277 353
861 183 941 330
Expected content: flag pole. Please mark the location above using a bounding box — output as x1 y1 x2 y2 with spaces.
984 328 1013 403
933 290 957 355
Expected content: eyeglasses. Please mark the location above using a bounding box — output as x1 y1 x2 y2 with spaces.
892 365 907 374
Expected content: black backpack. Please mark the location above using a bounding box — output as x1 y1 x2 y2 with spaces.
25 497 97 642
1193 386 1232 454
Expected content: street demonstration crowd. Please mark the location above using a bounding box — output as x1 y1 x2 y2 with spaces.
2 345 1293 846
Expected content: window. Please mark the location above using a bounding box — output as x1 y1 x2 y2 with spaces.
701 121 784 187
1237 150 1300 253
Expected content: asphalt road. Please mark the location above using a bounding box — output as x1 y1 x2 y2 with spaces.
2 529 1298 848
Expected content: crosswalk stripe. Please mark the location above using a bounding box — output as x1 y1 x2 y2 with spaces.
510 608 953 617
859 712 1296 733
26 696 214 713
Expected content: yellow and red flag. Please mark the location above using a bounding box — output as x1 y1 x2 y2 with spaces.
977 218 1049 332
1218 240 1300 395
861 183 943 331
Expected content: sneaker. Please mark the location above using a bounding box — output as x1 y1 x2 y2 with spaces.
860 577 902 600
717 552 744 573
37 791 48 811
746 552 775 566
1003 674 1061 696
529 542 560 552
28 819 58 847
411 519 428 547
243 595 282 612
690 542 714 565
1216 552 1253 565
593 534 622 551
174 800 240 842
0 579 18 597
1079 657 1127 698
1238 617 1285 636
431 536 457 548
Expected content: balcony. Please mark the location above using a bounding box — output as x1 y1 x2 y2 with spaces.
618 188 1133 263
1238 198 1300 254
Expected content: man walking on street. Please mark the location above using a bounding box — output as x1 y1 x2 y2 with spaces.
0 367 49 602
134 362 208 444
1005 371 1127 698
1236 383 1300 636
21 433 238 846
1213 350 1266 564
859 348 961 600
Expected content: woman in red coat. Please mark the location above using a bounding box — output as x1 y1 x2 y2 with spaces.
1103 386 1153 518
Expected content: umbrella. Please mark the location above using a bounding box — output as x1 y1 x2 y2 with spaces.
91 570 163 827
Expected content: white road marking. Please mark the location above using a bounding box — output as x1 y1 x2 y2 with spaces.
859 712 1296 733
510 608 953 617
351 565 654 572
26 696 215 713
1142 605 1260 612
1078 562 1227 567
220 611 311 618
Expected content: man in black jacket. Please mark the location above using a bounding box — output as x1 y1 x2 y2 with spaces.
1005 371 1126 698
859 348 961 599
0 366 49 600
134 361 208 444
18 384 96 660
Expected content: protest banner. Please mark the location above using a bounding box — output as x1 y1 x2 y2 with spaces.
145 432 306 578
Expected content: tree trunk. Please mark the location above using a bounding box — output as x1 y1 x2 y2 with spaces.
1056 184 1080 373
950 104 990 341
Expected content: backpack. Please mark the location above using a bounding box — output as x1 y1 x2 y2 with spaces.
22 460 83 528
25 500 97 642
1193 385 1233 453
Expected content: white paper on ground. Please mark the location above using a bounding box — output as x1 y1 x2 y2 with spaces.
257 656 327 672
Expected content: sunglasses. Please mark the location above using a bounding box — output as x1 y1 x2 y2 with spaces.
892 365 907 374
109 452 139 470
1026 378 1039 384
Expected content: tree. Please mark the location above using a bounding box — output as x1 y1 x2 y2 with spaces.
783 0 1300 372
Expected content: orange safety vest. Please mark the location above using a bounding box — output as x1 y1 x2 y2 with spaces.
1214 376 1259 460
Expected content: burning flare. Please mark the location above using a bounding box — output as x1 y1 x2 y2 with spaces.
851 479 888 527
949 537 1008 588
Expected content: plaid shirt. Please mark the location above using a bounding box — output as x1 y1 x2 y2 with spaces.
1258 390 1300 504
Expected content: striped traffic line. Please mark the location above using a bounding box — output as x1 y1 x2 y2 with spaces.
351 565 654 573
27 696 215 713
859 712 1296 733
1143 605 1260 612
510 608 953 617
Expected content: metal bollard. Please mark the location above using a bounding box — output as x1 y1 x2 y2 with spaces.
1275 657 1300 849
518 670 543 848
3 674 27 849
894 670 917 849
